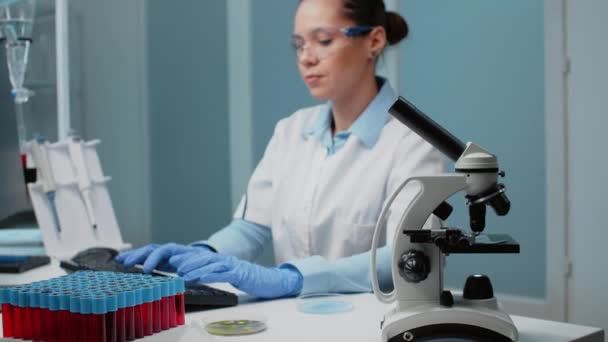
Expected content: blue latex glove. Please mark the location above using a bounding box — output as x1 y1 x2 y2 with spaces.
170 253 303 299
116 243 213 274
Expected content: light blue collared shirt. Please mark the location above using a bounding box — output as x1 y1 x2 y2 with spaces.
304 77 396 155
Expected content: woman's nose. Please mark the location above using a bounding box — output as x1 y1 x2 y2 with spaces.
297 46 319 66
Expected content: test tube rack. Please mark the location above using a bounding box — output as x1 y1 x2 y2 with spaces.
1 271 186 341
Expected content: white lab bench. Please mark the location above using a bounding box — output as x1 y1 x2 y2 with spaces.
0 262 604 342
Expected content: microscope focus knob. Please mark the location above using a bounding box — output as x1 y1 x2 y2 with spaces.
463 274 494 300
398 250 431 283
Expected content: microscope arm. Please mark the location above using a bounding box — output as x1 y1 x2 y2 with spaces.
371 174 468 303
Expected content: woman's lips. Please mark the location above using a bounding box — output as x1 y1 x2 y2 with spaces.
304 75 324 86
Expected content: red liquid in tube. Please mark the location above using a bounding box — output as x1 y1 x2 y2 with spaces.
105 311 117 342
134 304 143 339
152 300 161 333
160 297 170 330
86 314 106 342
168 296 177 328
175 294 185 326
59 310 71 342
116 308 126 342
22 307 33 340
79 313 89 342
142 302 153 336
1 304 13 337
125 306 135 341
44 309 56 342
32 307 43 341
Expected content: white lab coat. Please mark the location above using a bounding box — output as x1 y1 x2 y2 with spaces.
234 95 447 266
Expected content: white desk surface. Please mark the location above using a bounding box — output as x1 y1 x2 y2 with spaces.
0 264 604 342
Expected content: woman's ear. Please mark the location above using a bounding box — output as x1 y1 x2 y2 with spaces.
368 26 387 58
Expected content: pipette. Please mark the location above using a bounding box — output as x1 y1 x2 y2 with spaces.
29 137 61 236
67 136 97 232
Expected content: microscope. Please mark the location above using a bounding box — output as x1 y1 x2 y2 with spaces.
370 97 520 341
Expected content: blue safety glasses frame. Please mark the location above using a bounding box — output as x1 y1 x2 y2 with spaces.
292 25 376 60
340 25 375 37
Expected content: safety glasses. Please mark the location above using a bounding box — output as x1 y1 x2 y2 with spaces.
291 25 374 61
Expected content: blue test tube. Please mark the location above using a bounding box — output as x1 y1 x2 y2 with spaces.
124 288 136 341
18 289 32 340
115 290 126 342
152 280 162 333
30 288 43 341
104 291 118 342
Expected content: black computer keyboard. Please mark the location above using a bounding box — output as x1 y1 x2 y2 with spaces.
59 247 238 310
0 255 50 273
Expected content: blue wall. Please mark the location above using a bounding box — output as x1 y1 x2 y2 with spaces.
251 0 317 162
147 1 232 243
399 1 546 297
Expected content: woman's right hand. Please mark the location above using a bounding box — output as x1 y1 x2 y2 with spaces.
116 243 212 274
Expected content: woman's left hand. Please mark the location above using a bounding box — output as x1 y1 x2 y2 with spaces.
170 252 303 299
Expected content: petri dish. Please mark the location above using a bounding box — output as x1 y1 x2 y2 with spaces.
296 293 353 314
198 312 268 336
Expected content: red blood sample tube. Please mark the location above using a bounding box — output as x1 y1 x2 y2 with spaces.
115 288 126 342
12 305 22 339
89 294 108 342
85 292 108 342
172 278 186 326
47 292 63 342
67 311 78 342
1 304 13 337
87 314 107 342
105 310 117 342
168 295 177 328
152 300 161 333
104 292 118 342
134 289 143 339
32 307 43 341
43 309 55 342
140 285 153 336
175 293 185 326
41 308 50 342
37 290 51 342
160 280 172 331
160 296 170 331
23 307 33 340
116 307 126 342
79 312 89 341
134 304 143 339
69 294 85 342
115 290 126 342
152 284 162 334
16 289 30 340
142 302 153 336
85 314 98 342
28 289 41 342
125 304 135 341
59 310 71 342
125 306 135 341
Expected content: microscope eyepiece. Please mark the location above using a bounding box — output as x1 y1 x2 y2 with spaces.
389 97 466 162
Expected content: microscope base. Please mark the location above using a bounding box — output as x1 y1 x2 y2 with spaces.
381 297 518 341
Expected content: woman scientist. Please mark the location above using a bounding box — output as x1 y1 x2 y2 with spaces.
117 0 446 299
